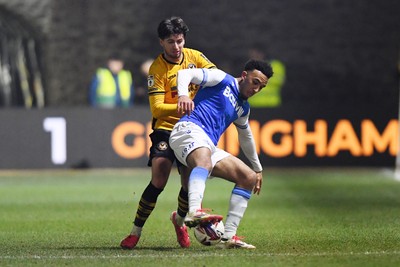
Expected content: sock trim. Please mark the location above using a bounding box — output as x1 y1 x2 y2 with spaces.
232 186 251 200
190 167 209 182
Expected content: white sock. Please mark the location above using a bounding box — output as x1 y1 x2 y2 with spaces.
175 213 185 227
188 167 209 214
223 187 251 240
130 225 142 236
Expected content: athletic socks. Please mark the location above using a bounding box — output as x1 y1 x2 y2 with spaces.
223 186 251 239
130 225 142 236
176 187 189 226
133 182 163 229
188 167 209 214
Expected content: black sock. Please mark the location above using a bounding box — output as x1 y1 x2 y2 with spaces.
133 182 163 227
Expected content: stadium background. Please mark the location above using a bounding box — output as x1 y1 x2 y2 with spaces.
0 0 399 169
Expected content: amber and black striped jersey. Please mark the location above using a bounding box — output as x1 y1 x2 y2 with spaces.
148 48 216 131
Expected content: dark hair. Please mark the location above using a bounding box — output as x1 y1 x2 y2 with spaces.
157 16 189 40
108 52 123 61
244 59 274 79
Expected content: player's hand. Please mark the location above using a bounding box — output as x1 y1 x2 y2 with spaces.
253 171 263 195
177 95 194 116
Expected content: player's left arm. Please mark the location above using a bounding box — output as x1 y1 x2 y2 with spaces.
234 114 263 195
196 52 216 69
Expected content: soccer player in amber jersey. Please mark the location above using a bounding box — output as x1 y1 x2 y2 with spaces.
120 16 218 249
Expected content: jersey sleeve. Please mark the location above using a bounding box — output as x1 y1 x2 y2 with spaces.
148 93 178 118
234 113 263 172
148 64 178 118
177 68 226 97
196 52 216 69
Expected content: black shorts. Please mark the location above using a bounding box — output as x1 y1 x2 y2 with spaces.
147 129 183 167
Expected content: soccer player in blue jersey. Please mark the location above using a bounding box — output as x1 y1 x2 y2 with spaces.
169 59 273 249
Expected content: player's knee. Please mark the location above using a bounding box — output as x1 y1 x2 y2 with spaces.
151 178 168 189
241 172 257 190
187 156 212 172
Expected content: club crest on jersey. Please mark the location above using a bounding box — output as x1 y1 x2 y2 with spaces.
157 141 168 151
188 63 196 69
147 75 154 87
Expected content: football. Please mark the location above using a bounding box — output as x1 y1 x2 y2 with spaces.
194 221 225 246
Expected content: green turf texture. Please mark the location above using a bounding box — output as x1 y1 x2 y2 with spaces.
0 168 399 266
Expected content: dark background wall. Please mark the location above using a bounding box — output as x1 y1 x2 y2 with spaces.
47 0 400 112
1 0 399 113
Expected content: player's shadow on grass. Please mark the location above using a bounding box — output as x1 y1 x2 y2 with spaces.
119 246 181 251
57 246 180 252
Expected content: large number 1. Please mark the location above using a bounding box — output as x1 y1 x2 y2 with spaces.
43 117 67 165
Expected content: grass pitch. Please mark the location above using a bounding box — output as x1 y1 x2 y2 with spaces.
0 168 399 266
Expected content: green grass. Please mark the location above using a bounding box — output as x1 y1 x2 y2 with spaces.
0 168 399 266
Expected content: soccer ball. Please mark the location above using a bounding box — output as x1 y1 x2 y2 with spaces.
194 221 224 246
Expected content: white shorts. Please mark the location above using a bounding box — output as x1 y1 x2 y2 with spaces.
170 121 230 168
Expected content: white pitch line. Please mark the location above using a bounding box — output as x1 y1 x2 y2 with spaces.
1 251 400 260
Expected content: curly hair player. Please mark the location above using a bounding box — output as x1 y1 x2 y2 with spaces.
170 59 273 249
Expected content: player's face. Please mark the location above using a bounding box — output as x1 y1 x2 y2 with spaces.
239 70 268 100
159 34 185 63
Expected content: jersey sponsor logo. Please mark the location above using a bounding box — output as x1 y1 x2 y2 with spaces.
168 74 177 80
147 75 154 87
223 86 244 117
188 84 199 94
182 141 195 158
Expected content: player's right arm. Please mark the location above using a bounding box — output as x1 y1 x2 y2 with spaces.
147 64 179 119
176 68 225 115
148 91 178 118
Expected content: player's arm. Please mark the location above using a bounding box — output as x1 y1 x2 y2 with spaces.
148 92 178 118
196 51 216 69
148 71 178 118
234 114 263 195
176 68 225 115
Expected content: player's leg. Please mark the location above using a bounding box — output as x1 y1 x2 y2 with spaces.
176 164 190 225
211 154 257 190
181 147 223 227
170 122 223 227
136 157 173 227
169 164 190 248
121 130 174 249
211 154 257 249
185 146 213 214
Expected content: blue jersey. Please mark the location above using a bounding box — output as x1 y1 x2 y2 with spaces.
181 72 250 145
